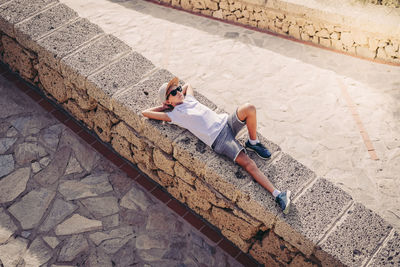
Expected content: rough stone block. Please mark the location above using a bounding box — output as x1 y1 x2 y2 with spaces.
261 152 316 198
87 52 154 110
153 148 175 176
37 62 70 102
112 68 175 133
15 3 78 51
316 203 392 267
70 88 97 111
274 178 353 256
63 100 93 129
0 0 57 37
112 121 145 151
250 231 297 265
194 178 230 208
236 180 280 229
111 133 134 163
61 34 131 89
369 230 400 267
92 106 119 143
174 162 196 185
203 150 253 202
2 35 36 80
173 130 217 178
37 18 103 71
211 206 255 251
356 46 376 59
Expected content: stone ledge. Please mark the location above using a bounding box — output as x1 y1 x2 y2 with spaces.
0 0 398 266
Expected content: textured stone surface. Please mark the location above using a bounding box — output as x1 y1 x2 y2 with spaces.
23 237 52 267
120 186 153 211
15 3 78 51
204 154 252 202
61 34 131 89
0 154 14 178
316 203 392 267
275 178 353 256
1 35 36 79
59 130 99 172
80 196 119 219
55 214 102 235
0 237 28 267
43 236 60 249
8 187 56 229
58 234 88 262
173 130 218 177
64 154 83 175
39 123 63 151
0 208 17 244
37 60 70 103
10 114 54 136
15 142 47 165
369 230 400 267
87 52 154 109
236 179 280 229
89 226 134 254
58 172 112 200
34 146 71 186
37 18 103 70
0 0 57 37
40 198 78 232
261 152 316 197
0 167 30 203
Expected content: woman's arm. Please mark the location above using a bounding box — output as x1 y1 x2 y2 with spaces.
141 104 172 122
182 83 194 96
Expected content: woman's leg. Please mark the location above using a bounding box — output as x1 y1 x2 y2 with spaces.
236 103 257 140
235 150 275 194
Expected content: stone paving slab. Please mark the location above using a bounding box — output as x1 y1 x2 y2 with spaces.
36 17 103 71
0 0 57 37
316 203 393 267
14 3 78 51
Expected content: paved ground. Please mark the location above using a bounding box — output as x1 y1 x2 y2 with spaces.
61 0 400 230
0 74 242 266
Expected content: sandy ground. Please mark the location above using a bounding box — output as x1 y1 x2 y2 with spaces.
61 0 400 230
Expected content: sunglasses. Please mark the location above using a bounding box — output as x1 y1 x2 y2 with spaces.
167 85 182 98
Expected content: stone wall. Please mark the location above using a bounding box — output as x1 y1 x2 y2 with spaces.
1 0 399 266
151 0 400 64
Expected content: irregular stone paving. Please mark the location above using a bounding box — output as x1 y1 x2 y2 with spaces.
61 0 400 230
0 76 240 266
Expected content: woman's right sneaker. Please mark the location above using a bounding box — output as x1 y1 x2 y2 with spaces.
276 191 291 214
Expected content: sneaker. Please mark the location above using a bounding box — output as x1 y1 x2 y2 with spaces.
245 140 271 159
276 191 291 214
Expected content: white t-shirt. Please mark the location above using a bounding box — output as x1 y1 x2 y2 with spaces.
167 95 228 147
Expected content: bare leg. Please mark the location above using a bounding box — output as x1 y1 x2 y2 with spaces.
235 151 275 194
236 103 257 140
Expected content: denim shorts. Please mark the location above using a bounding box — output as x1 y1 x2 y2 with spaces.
211 109 246 162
